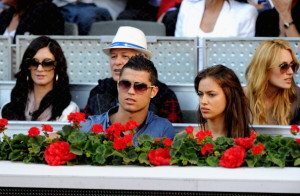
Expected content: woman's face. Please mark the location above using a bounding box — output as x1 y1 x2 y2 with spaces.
197 77 226 121
29 47 56 89
268 49 296 89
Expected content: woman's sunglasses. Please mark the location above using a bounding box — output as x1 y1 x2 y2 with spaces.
118 80 155 94
278 61 299 73
26 58 57 71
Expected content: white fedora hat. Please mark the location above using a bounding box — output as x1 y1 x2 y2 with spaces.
102 26 152 58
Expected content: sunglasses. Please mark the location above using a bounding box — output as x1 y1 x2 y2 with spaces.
118 80 155 94
278 61 299 73
26 58 57 71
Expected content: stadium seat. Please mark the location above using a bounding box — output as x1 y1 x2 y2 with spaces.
88 20 166 36
64 22 78 35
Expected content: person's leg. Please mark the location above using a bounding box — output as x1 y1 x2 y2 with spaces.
60 3 78 23
162 8 180 36
76 3 112 35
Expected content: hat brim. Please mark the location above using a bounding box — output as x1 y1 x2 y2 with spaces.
102 46 152 59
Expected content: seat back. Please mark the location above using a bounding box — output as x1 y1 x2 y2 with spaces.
88 20 166 36
64 22 78 35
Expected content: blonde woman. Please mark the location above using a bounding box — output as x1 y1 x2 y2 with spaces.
245 39 300 125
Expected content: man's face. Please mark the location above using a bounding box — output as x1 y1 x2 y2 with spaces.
117 68 158 114
109 48 139 81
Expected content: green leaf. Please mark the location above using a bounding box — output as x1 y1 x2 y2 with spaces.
206 156 218 167
267 155 285 167
138 153 150 165
9 150 25 161
93 154 106 165
294 158 300 166
245 159 254 167
70 145 83 155
68 131 87 146
137 135 154 145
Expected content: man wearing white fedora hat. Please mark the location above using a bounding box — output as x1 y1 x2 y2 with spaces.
84 26 183 123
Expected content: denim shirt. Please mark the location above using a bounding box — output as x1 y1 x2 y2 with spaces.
80 106 175 145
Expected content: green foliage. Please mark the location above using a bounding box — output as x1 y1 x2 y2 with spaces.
0 125 300 168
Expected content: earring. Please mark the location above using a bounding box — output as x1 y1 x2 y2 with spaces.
26 76 29 81
56 75 58 81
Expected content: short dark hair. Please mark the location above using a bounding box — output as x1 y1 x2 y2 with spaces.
120 54 158 85
194 64 251 138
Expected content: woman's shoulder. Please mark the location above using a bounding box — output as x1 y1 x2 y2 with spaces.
57 101 80 122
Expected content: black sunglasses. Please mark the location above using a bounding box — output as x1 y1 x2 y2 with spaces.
278 61 299 73
26 58 57 71
118 80 155 94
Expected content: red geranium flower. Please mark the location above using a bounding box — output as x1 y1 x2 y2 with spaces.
113 134 133 151
219 146 246 168
163 138 173 147
251 143 265 155
148 148 171 166
295 138 300 144
67 112 86 127
195 130 212 144
28 127 40 137
106 122 124 141
42 124 53 132
124 120 139 130
44 141 76 166
201 143 214 156
250 130 257 140
185 126 194 134
91 124 104 134
0 118 8 133
234 137 254 149
113 137 127 151
290 125 300 135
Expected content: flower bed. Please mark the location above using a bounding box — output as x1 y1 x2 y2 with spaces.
0 113 299 168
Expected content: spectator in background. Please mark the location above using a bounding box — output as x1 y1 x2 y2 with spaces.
0 0 64 43
84 26 183 123
247 0 273 12
157 0 182 36
255 0 300 37
194 64 251 138
245 39 300 125
175 0 257 37
117 0 158 21
81 55 175 145
53 0 112 35
1 36 79 121
94 0 127 20
0 2 6 13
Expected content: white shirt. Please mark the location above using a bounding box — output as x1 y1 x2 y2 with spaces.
175 0 258 37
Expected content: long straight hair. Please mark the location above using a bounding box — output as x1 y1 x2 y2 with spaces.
245 39 298 125
194 64 251 138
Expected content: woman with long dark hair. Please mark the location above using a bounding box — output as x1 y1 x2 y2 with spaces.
194 64 251 138
1 36 79 121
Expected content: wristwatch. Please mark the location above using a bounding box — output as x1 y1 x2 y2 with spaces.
283 21 294 29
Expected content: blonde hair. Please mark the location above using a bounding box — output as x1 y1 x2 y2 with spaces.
245 39 298 125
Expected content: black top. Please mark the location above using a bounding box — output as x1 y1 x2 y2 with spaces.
84 77 183 123
255 2 300 36
0 0 64 43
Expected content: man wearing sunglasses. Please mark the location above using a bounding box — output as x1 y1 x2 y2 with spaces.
81 55 175 145
84 26 183 123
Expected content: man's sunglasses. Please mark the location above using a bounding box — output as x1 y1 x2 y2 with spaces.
26 58 57 71
118 80 155 94
278 61 299 73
